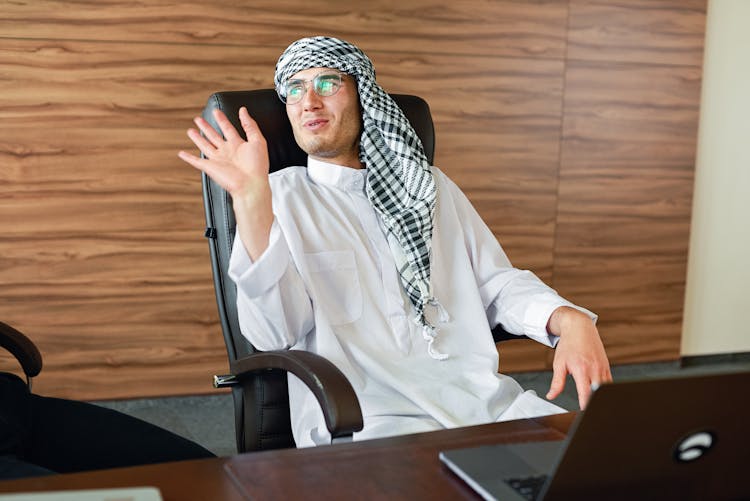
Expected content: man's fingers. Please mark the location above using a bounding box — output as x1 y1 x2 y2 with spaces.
546 368 566 401
177 151 236 192
193 115 225 147
212 108 244 142
573 373 593 410
177 150 195 162
178 150 213 173
589 366 613 392
238 106 263 138
186 128 218 159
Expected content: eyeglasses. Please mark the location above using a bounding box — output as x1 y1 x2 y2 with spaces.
277 71 345 105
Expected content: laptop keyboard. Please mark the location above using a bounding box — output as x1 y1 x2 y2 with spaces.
505 475 548 500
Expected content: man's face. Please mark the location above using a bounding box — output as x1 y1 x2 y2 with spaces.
285 67 363 168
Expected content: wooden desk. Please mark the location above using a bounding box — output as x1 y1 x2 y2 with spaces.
0 413 575 500
0 457 245 501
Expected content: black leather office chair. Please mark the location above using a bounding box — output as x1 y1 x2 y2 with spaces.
0 321 43 390
200 89 519 453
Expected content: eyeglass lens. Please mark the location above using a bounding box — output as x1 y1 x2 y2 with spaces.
283 73 342 104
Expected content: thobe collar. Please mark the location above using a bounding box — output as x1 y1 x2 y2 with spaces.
307 157 366 192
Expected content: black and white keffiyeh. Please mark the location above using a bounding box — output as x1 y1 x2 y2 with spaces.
275 36 449 359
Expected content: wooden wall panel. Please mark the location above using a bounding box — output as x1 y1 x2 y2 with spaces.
0 0 568 58
554 1 705 365
0 0 705 399
0 39 278 398
376 53 566 278
0 1 569 398
567 0 707 66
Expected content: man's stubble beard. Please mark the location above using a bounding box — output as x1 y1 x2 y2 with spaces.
296 129 362 163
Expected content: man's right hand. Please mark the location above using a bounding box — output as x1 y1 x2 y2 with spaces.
178 107 274 260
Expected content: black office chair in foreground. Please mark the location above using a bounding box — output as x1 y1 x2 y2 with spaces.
200 89 519 453
0 321 43 390
0 322 216 478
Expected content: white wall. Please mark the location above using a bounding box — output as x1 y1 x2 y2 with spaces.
682 0 750 356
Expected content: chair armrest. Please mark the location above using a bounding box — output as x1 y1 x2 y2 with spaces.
229 350 363 440
0 321 43 379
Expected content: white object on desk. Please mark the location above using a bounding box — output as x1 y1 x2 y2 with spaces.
0 487 162 501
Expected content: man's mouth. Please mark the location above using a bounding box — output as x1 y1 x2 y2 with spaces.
304 118 329 130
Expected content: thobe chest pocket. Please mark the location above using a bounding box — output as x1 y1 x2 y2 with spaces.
304 250 363 325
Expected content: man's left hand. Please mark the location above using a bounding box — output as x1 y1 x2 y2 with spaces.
545 306 612 410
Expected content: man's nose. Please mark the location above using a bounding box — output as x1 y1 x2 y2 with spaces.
301 84 323 109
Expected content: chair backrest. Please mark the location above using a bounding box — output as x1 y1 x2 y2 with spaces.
200 89 435 452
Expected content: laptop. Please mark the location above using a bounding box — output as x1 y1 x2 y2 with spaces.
439 369 748 501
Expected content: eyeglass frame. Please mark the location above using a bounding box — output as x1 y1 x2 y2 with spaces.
276 71 348 105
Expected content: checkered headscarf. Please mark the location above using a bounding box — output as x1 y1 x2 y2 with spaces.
275 36 448 359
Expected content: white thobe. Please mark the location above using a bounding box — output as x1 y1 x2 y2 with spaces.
228 158 596 447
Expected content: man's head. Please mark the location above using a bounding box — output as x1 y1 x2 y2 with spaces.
273 36 429 172
274 37 378 168
274 36 376 104
278 66 363 168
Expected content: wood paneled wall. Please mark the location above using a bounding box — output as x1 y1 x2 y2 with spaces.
554 0 706 364
0 0 705 400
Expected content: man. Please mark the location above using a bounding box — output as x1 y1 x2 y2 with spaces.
179 36 611 447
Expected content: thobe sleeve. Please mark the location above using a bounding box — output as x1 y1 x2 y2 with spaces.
228 219 314 351
441 175 596 347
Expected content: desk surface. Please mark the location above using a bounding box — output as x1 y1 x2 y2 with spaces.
0 413 575 500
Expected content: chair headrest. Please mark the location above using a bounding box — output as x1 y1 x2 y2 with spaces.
201 89 435 172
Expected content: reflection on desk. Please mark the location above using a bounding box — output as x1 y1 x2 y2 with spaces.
223 414 572 499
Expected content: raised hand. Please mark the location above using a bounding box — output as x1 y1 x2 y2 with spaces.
178 107 274 260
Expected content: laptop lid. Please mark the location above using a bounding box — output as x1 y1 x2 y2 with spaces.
440 369 748 501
